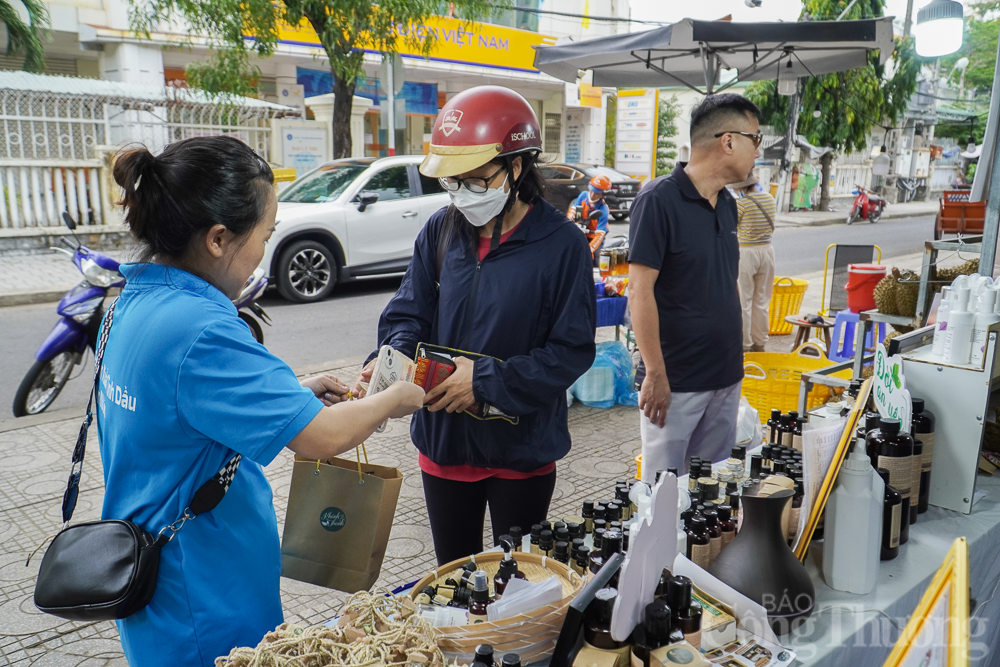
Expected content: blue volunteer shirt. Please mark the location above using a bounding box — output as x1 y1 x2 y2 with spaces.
96 263 323 667
573 191 610 234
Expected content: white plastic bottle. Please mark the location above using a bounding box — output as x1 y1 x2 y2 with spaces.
945 277 975 364
932 286 953 357
972 287 1000 366
823 442 884 594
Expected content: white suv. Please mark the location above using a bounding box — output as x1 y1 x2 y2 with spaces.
261 155 450 302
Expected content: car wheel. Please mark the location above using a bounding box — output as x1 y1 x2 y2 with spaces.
276 239 338 303
612 213 628 221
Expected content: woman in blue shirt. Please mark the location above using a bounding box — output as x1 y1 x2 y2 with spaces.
98 136 424 666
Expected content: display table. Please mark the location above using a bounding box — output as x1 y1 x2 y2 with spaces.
595 295 628 340
786 473 1000 666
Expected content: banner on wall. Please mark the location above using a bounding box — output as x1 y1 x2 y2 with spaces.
615 89 659 184
278 15 555 73
565 110 584 163
297 68 438 116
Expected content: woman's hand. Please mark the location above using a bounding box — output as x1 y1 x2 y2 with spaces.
352 359 376 398
425 357 477 414
385 381 427 418
301 374 350 407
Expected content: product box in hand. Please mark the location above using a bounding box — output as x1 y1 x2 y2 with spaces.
367 345 419 432
415 343 518 424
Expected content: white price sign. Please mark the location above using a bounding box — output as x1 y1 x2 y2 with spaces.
614 88 658 183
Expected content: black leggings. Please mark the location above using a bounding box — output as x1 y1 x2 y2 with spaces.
421 470 557 565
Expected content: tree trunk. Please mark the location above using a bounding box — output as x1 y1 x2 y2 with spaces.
819 152 833 212
332 74 357 159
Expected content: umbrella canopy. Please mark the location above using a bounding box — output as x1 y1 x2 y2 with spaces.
533 18 895 94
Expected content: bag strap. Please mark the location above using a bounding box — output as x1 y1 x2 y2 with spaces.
745 193 775 232
60 297 243 546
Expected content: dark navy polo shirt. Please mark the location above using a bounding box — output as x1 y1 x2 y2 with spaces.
628 162 743 393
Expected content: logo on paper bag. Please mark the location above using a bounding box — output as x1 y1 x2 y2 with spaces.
440 110 463 136
319 506 347 532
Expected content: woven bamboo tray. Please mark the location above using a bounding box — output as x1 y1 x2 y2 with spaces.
410 551 585 665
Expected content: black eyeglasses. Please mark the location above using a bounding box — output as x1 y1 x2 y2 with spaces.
439 165 506 194
714 130 763 149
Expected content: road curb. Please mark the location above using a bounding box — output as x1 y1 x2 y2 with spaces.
778 206 938 227
0 289 73 307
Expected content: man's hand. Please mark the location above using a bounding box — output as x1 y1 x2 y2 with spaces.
639 368 671 428
425 357 477 414
384 381 426 418
301 374 351 407
352 359 376 398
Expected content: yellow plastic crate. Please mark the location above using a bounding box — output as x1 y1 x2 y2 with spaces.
742 342 851 422
768 277 808 335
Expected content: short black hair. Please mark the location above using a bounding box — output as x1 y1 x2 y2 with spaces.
113 136 274 261
689 94 762 146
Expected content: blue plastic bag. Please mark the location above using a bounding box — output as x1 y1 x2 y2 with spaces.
571 341 639 408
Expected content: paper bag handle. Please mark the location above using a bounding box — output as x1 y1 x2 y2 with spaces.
314 393 371 484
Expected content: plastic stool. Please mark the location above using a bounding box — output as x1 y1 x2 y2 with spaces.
828 310 887 362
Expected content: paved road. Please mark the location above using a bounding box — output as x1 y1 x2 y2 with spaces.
0 214 934 417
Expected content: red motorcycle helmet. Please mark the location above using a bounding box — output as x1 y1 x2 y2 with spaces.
420 86 542 178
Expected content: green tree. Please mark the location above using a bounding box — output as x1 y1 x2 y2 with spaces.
656 94 679 176
129 0 500 158
746 0 920 211
1 0 49 73
604 92 617 167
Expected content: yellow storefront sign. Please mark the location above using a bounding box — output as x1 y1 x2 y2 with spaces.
277 15 555 73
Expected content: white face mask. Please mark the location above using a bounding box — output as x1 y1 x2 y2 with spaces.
449 173 510 227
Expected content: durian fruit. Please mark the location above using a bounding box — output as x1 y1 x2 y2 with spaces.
934 258 980 293
873 268 919 317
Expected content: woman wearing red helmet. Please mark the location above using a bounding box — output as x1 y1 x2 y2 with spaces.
355 86 597 564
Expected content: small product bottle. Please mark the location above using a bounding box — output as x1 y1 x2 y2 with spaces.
594 504 607 525
945 277 974 364
726 447 745 480
779 413 794 448
529 524 542 555
555 527 571 545
539 530 554 557
606 502 622 523
761 445 773 471
553 521 567 535
972 286 1000 365
909 439 923 526
749 454 763 480
873 417 914 545
468 571 492 623
932 285 953 356
584 588 630 661
685 516 711 569
698 477 719 505
702 508 722 564
878 468 902 561
772 459 788 476
823 442 883 594
554 541 571 565
574 546 590 576
863 412 882 469
494 537 526 599
792 412 805 451
717 504 736 550
475 645 496 667
666 576 702 650
912 397 936 513
787 478 804 544
415 586 437 606
616 485 632 521
582 500 595 534
767 408 781 444
501 654 521 667
588 549 605 576
508 526 523 552
603 529 624 588
631 602 676 667
593 527 606 553
688 457 701 489
571 538 586 560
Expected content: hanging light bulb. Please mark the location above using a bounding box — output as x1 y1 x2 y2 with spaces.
778 59 797 96
967 134 976 152
812 104 822 119
914 0 964 58
872 145 891 176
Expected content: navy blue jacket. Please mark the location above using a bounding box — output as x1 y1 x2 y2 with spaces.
369 198 597 472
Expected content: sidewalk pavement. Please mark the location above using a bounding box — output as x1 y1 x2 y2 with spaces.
0 250 133 307
0 355 643 666
777 200 938 227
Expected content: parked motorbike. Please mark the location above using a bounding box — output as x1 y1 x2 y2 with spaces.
12 213 271 417
846 185 886 225
573 208 607 258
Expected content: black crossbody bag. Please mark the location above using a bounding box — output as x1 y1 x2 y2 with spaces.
32 298 243 621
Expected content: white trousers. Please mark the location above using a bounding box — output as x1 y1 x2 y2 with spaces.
639 380 742 483
738 243 776 351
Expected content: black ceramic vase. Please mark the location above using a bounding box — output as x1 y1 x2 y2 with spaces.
706 489 814 635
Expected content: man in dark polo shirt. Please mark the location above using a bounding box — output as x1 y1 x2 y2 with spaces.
629 94 762 480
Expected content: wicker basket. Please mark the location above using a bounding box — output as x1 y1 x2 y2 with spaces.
768 277 809 335
742 342 852 422
410 551 585 665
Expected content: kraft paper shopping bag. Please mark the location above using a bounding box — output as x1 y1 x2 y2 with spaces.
280 454 403 593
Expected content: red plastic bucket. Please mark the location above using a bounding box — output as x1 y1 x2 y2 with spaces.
845 264 886 313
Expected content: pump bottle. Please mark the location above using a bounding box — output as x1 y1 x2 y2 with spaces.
971 286 1000 366
945 276 974 364
823 441 884 594
494 537 525 598
932 286 954 356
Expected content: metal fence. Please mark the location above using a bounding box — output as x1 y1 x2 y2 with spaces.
0 87 283 230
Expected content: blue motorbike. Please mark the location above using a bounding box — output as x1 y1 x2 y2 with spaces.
12 213 270 417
